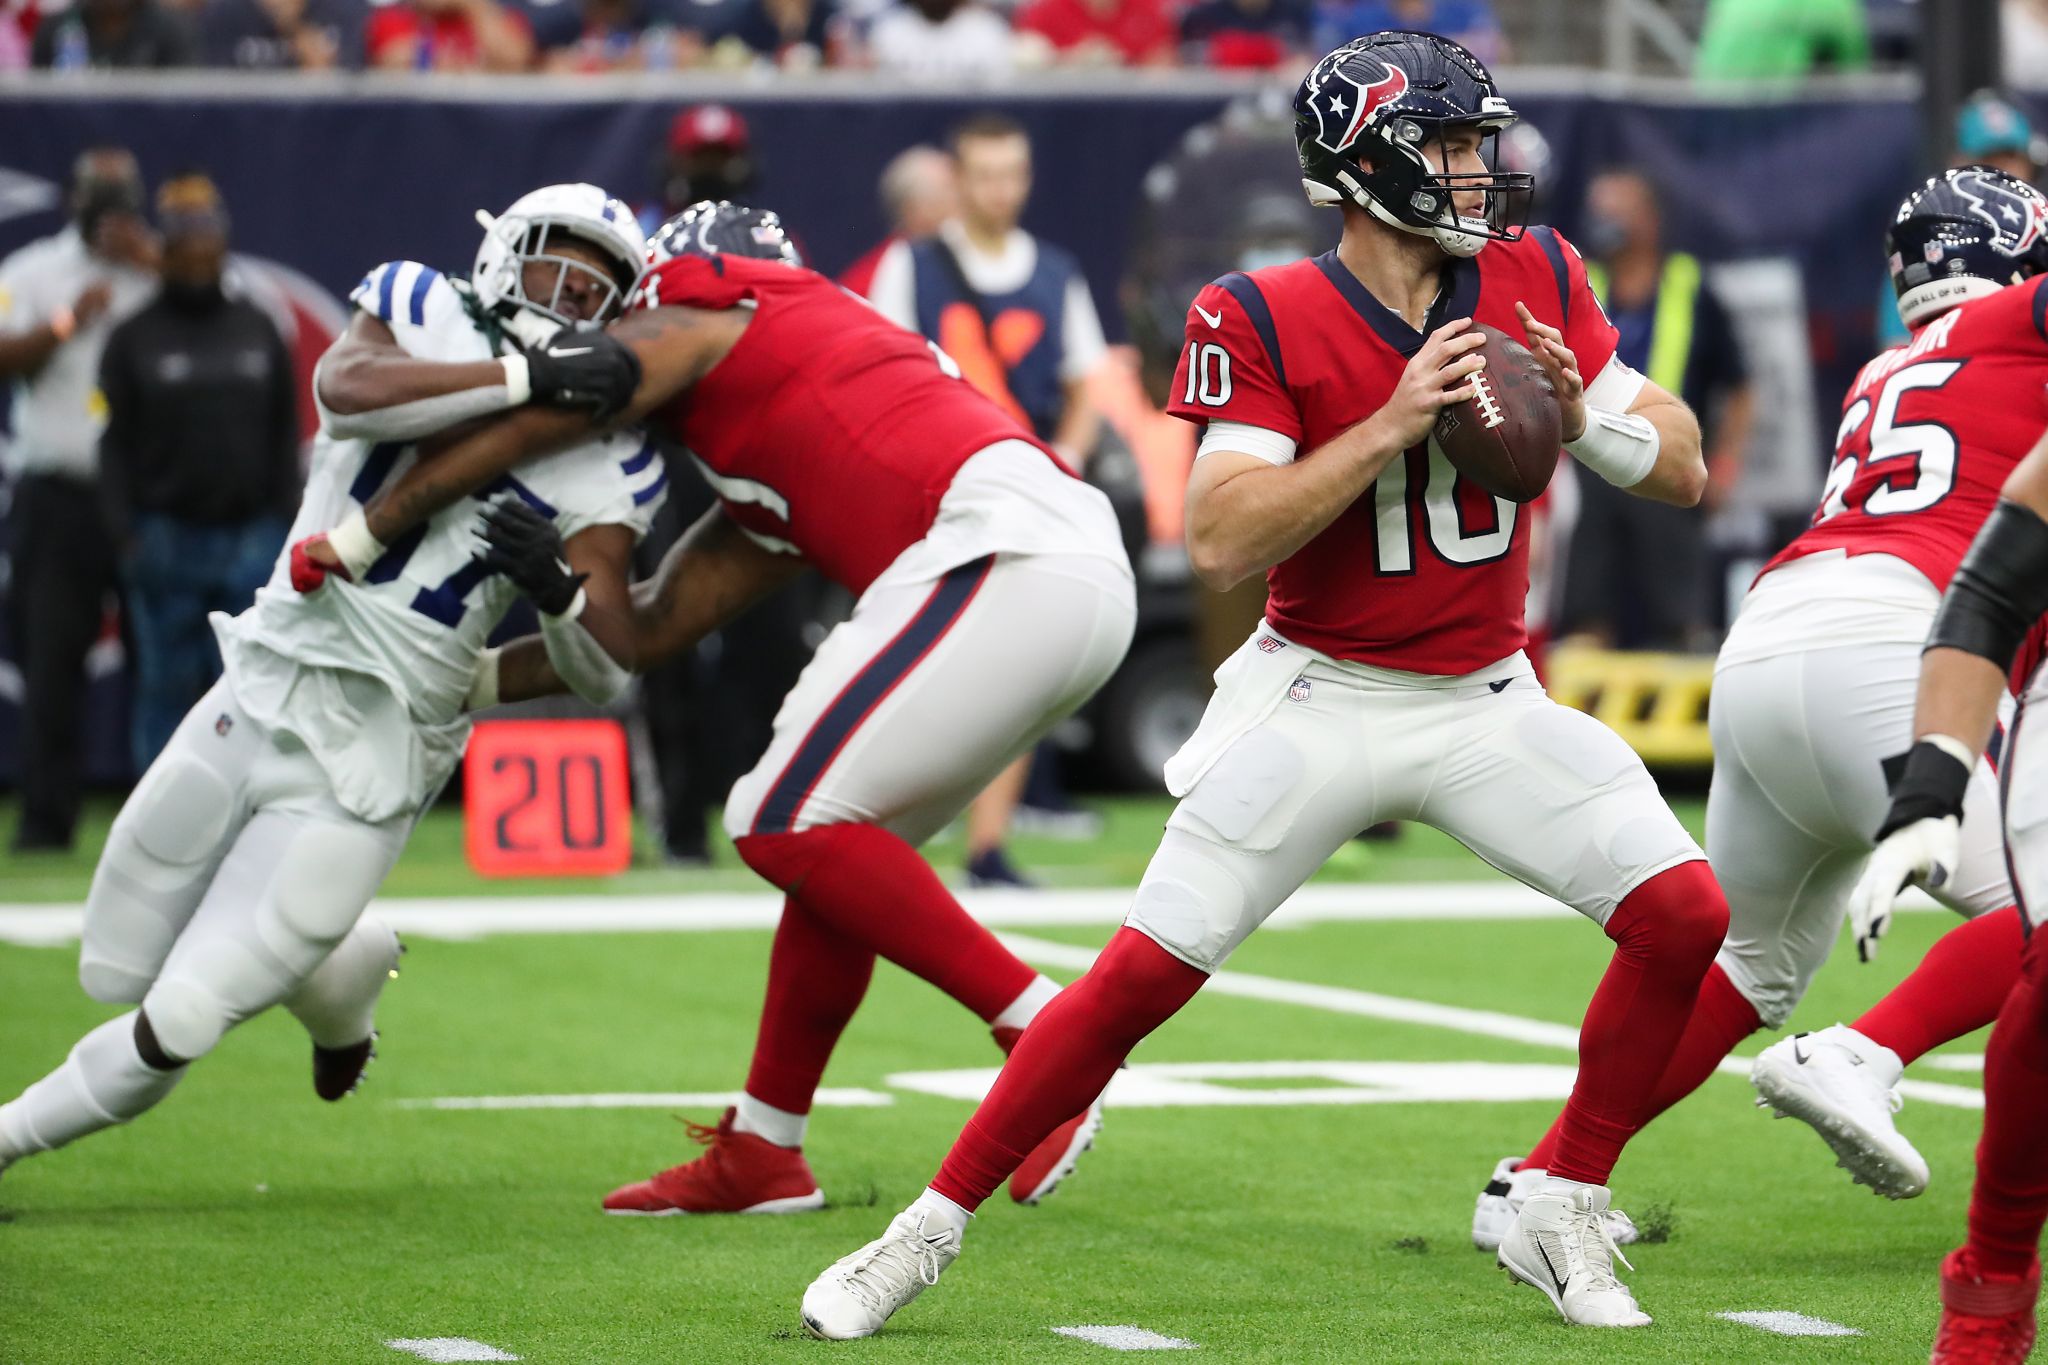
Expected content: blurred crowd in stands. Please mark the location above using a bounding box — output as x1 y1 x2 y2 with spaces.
1 0 2045 83
0 0 1512 74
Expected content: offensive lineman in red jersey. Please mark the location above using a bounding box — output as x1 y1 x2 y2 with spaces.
1480 167 2048 1238
296 203 1138 1214
799 31 1725 1337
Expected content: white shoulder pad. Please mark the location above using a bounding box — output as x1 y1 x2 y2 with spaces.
542 430 670 544
348 260 476 360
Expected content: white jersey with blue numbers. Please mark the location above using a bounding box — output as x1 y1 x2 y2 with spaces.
212 260 669 823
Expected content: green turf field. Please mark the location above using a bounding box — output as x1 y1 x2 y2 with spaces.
0 794 1998 1363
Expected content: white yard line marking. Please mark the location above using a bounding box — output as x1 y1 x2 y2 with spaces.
998 933 1581 1049
891 1060 1580 1107
385 1339 521 1362
994 934 1992 1112
0 881 1951 946
395 1088 892 1112
1050 1325 1199 1351
1923 1053 1985 1071
1716 1310 1863 1337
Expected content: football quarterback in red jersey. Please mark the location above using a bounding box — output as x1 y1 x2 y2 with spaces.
1482 167 2048 1242
297 202 1137 1216
799 31 1725 1337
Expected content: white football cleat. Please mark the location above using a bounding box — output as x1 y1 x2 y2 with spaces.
1473 1157 1638 1252
1751 1024 1928 1199
801 1200 965 1340
1497 1184 1652 1328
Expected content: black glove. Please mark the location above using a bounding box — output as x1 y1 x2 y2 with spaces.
474 496 585 616
521 328 642 422
1874 739 1974 840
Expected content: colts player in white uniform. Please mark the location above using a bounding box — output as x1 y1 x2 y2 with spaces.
0 184 654 1177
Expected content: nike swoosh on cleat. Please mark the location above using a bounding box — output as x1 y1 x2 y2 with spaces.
1488 680 1511 693
1792 1035 1809 1065
1195 304 1223 328
1535 1240 1566 1294
550 346 594 357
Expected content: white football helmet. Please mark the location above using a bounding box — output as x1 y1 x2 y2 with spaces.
472 183 644 348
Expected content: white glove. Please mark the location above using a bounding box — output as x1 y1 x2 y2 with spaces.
1847 815 1960 962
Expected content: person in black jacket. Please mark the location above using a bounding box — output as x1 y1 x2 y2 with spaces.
98 173 299 770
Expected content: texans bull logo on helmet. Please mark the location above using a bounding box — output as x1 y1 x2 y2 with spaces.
1952 169 2048 258
1302 45 1410 154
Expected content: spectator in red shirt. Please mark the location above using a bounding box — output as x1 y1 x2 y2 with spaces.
1015 0 1173 65
1178 0 1308 68
841 145 958 299
366 0 533 70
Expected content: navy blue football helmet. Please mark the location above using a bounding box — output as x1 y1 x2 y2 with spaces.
647 200 802 270
1887 165 2048 327
1293 30 1529 257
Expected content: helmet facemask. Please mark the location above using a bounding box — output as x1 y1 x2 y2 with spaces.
475 212 641 348
1307 113 1530 257
1295 33 1532 258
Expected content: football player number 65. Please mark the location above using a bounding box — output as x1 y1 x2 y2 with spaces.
1819 360 1963 520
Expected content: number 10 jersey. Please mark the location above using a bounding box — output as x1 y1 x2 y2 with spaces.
1167 229 1619 676
1765 275 2048 591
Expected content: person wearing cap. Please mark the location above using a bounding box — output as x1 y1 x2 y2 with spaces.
0 147 158 852
96 173 300 772
636 104 757 236
1878 90 2048 348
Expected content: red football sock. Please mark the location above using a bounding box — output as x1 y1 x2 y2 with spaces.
1855 906 2025 1066
736 825 1036 1022
1966 925 2048 1279
930 927 1206 1211
1523 960 1758 1171
743 898 876 1116
1546 861 1729 1186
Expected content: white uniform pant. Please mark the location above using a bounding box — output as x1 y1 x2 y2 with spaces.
1125 630 1705 973
80 678 410 1061
722 551 1137 846
1708 642 2013 1027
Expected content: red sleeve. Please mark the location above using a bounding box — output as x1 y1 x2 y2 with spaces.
364 7 417 62
1165 278 1302 443
1545 228 1619 388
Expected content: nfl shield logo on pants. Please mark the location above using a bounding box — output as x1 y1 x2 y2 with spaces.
1288 677 1312 703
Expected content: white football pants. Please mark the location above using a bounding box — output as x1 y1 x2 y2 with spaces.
1708 641 2013 1027
723 551 1137 846
1124 627 1705 973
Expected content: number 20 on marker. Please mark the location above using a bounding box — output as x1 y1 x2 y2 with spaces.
465 720 633 877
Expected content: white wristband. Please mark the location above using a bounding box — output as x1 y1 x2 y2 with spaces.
1566 406 1660 489
501 353 532 406
328 507 387 579
1923 733 1979 770
466 647 502 712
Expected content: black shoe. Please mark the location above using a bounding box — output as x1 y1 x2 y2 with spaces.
313 1034 377 1102
967 847 1038 890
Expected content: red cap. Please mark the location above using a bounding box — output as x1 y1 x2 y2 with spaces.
669 104 750 154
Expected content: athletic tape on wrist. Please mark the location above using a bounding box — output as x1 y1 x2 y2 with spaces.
327 508 386 579
1565 406 1659 488
501 353 532 406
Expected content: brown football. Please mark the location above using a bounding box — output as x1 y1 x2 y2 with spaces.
1431 322 1562 504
